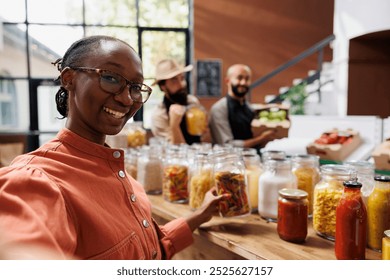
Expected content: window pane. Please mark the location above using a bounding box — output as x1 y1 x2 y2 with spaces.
38 83 66 132
0 24 28 77
85 0 137 26
139 0 189 28
0 0 26 22
27 0 83 24
85 27 139 53
29 25 84 78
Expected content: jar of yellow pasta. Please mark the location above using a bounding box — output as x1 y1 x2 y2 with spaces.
313 164 356 241
125 121 147 148
189 152 213 210
185 104 207 136
292 154 320 217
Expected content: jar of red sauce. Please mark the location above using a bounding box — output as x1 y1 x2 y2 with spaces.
335 180 367 260
277 188 308 243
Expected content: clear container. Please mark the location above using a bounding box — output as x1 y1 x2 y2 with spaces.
367 175 390 251
213 152 251 217
188 152 213 210
261 150 286 162
162 145 189 203
125 121 147 148
335 180 367 260
185 104 207 136
242 153 263 213
124 148 139 179
258 158 297 222
292 154 320 217
344 160 375 204
137 145 163 195
277 188 308 243
313 164 356 241
382 229 390 260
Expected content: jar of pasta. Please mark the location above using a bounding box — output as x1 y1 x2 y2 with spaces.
125 121 147 148
137 145 163 195
344 160 375 204
382 230 390 260
213 151 251 217
242 153 263 213
162 145 189 203
367 175 390 251
258 158 297 222
291 154 320 217
189 152 213 210
313 164 356 241
185 104 207 136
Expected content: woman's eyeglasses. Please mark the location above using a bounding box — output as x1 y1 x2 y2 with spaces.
69 67 152 103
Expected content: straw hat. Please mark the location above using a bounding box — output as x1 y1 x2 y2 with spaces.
152 59 193 85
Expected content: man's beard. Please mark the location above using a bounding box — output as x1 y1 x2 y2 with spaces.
165 88 188 105
231 84 249 98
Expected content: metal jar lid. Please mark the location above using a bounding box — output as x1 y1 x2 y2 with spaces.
384 230 390 238
374 175 390 182
278 188 308 199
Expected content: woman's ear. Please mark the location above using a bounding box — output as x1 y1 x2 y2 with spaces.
60 67 75 90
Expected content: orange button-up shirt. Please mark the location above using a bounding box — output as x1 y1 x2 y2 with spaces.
0 129 193 259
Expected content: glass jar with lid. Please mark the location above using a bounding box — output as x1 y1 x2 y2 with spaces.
162 145 189 203
312 164 356 241
277 188 308 243
124 121 147 148
382 229 390 260
344 160 375 204
188 152 213 210
124 148 139 179
213 151 251 217
185 104 207 136
258 158 297 222
291 154 320 217
261 150 286 163
137 145 163 195
242 153 263 213
367 175 390 251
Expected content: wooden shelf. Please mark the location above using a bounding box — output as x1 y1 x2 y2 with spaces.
148 194 382 260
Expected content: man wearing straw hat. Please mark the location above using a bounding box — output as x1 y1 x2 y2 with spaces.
151 58 205 144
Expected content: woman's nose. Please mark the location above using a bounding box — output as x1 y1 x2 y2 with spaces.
114 85 134 106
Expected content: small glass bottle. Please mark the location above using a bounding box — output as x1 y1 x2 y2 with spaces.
382 230 390 260
213 151 251 217
277 188 308 243
344 160 375 204
137 145 163 195
188 152 213 210
162 145 189 203
335 180 367 260
242 153 263 213
367 175 390 251
258 158 297 222
313 164 356 241
292 154 320 217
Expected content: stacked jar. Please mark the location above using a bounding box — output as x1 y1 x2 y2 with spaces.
188 152 213 210
291 154 320 217
213 151 251 217
258 158 297 222
367 175 390 251
137 145 163 195
162 145 189 203
312 164 356 241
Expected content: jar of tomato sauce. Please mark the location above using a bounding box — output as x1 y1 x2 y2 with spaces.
367 175 390 251
335 180 367 260
277 188 308 243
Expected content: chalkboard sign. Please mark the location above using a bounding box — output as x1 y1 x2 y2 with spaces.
196 59 222 97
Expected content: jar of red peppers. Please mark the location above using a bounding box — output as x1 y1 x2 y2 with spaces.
335 180 367 260
213 151 251 217
277 188 308 243
162 145 189 203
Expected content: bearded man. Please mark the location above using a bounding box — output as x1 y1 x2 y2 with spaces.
209 64 276 150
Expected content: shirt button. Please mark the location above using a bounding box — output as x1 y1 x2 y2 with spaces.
118 170 125 178
130 194 136 202
142 219 149 228
152 250 158 259
113 151 121 158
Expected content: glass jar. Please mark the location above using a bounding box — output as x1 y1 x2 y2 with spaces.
292 154 320 217
124 148 139 179
335 180 367 260
189 152 213 210
162 145 189 203
137 145 163 195
213 152 251 217
258 158 297 222
367 175 390 251
313 164 356 241
382 230 390 260
277 188 308 243
242 153 263 213
344 160 375 204
185 104 207 136
125 121 147 148
261 150 286 162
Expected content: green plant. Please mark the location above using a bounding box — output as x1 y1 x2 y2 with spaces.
282 82 308 115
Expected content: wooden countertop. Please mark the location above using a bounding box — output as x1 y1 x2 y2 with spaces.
148 194 382 260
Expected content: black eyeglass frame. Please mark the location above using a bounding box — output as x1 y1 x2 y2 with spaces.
66 66 152 103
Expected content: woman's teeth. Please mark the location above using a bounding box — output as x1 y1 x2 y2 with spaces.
103 107 126 119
